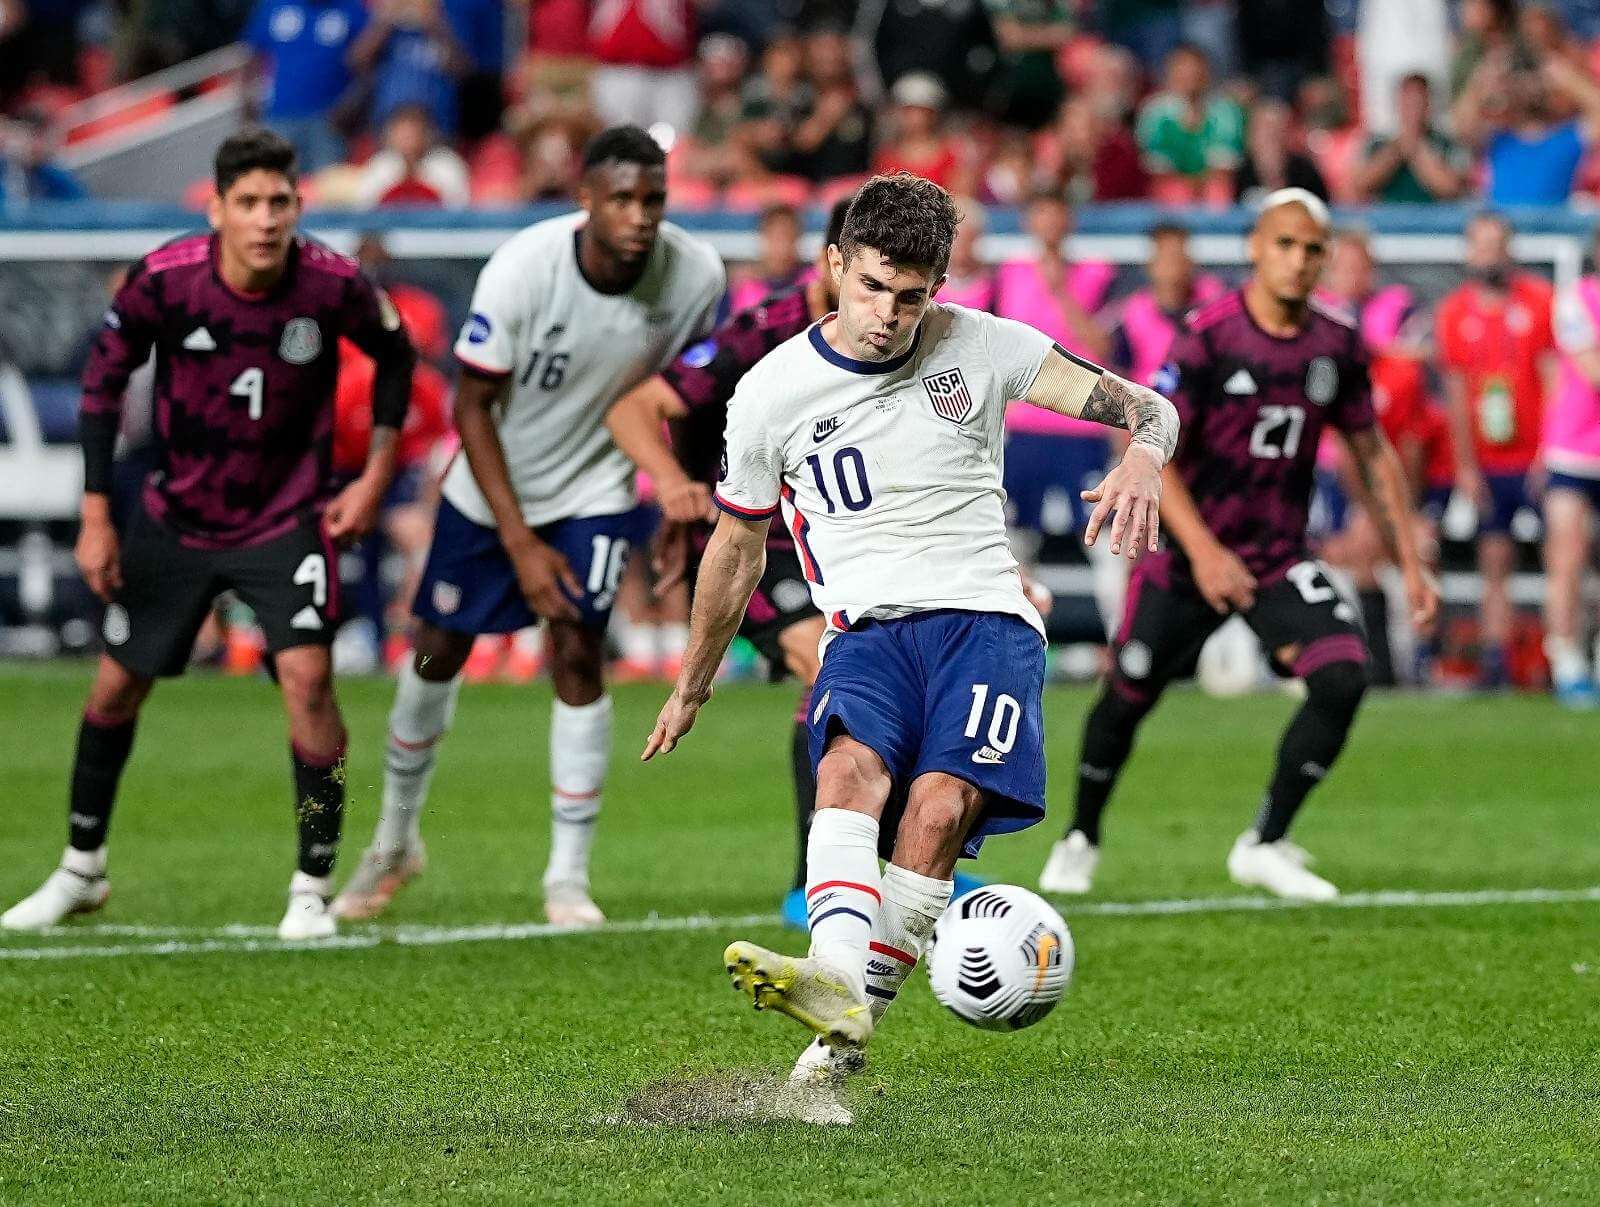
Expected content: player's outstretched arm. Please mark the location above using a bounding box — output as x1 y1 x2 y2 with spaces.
642 511 769 761
604 375 709 523
1342 426 1441 632
454 369 582 621
1023 344 1180 557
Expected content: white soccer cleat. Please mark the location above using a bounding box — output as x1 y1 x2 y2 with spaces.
544 879 605 928
724 940 873 1050
331 843 427 921
1038 829 1100 895
1227 831 1339 902
1 850 110 932
278 872 337 941
790 1036 866 1085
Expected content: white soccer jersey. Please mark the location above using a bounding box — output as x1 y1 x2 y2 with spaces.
715 302 1055 646
447 211 725 527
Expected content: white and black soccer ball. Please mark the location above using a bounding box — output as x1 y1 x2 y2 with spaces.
927 885 1074 1031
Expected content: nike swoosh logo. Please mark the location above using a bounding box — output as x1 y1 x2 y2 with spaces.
813 418 843 442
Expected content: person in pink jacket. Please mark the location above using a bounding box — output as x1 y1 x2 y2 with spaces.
1544 249 1600 708
994 192 1115 570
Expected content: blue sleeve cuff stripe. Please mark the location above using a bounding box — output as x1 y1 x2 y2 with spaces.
713 493 779 520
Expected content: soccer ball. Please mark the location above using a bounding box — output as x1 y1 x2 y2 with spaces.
927 885 1074 1031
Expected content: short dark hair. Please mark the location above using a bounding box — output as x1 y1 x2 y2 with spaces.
1148 221 1189 243
824 194 854 250
838 173 959 278
1399 71 1432 93
582 124 666 173
214 127 297 194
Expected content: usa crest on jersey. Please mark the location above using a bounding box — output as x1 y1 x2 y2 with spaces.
923 367 974 424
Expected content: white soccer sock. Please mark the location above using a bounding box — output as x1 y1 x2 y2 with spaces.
619 619 657 664
658 622 689 659
1545 634 1589 683
866 864 953 1023
805 808 882 1000
376 661 460 854
544 695 612 890
61 844 106 878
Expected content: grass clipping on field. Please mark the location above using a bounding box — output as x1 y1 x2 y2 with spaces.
617 1073 849 1128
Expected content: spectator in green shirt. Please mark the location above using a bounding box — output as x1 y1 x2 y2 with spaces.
982 0 1073 129
1352 74 1470 204
1134 43 1244 206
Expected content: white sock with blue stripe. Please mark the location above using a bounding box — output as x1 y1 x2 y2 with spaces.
805 808 881 1000
866 864 953 1022
544 695 612 890
377 661 461 854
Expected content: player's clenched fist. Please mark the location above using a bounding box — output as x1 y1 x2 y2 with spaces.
75 511 122 602
1082 444 1163 558
508 538 582 622
642 688 707 760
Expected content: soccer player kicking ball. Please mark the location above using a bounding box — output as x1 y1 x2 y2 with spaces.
608 196 990 928
2 130 416 939
1038 189 1440 902
642 174 1177 1094
333 127 724 927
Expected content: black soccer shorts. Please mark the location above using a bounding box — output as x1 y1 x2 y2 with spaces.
1107 551 1368 702
101 508 343 678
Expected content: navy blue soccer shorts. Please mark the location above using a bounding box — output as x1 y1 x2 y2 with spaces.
413 497 649 634
808 609 1047 860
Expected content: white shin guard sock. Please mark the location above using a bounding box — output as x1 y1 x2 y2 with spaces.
805 808 882 1000
377 662 461 854
866 864 954 1023
544 695 612 890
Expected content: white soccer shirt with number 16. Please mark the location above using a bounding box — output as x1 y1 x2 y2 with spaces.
714 301 1054 648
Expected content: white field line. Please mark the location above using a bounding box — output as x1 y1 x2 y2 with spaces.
1 888 1596 962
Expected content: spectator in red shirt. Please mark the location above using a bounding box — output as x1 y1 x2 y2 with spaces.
871 73 960 190
355 103 472 208
1435 212 1556 687
1036 95 1150 203
588 0 698 136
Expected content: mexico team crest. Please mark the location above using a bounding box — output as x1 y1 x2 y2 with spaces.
922 367 973 424
279 317 322 364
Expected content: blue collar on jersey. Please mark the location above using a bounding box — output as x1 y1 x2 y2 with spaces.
808 319 923 375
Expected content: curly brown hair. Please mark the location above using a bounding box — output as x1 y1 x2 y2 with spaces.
838 172 959 279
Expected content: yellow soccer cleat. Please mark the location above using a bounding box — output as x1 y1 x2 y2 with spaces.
723 940 873 1050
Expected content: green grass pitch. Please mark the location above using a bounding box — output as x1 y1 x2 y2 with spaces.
1 664 1596 1204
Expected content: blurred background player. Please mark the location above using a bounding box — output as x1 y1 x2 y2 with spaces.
642 173 1174 1113
1039 190 1438 903
994 192 1119 630
607 196 988 929
1543 227 1600 708
333 126 724 927
1316 228 1434 687
331 254 453 672
1435 213 1554 690
1 129 415 939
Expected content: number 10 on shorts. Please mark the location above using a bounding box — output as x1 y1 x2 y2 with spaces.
965 683 1021 755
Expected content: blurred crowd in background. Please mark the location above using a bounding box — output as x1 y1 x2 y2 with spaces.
8 0 1600 209
2 0 1600 708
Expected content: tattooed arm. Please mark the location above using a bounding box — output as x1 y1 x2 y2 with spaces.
1341 425 1440 632
1023 342 1181 557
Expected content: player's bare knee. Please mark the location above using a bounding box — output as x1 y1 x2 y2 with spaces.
409 623 472 682
816 737 890 812
87 658 153 723
906 778 979 847
276 652 336 717
547 622 604 705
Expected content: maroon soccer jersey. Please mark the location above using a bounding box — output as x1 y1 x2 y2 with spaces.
1159 291 1376 578
81 234 410 549
661 286 813 550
